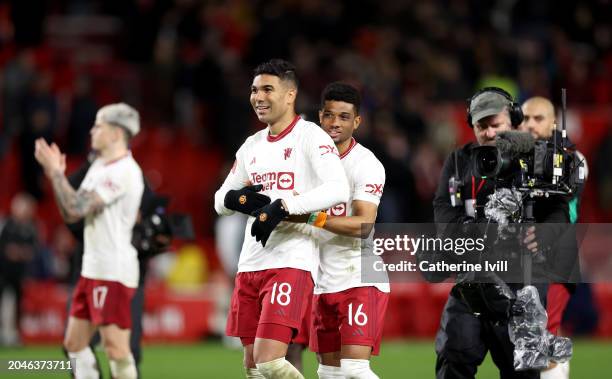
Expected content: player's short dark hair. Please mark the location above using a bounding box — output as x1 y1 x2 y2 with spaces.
320 82 361 114
253 59 298 88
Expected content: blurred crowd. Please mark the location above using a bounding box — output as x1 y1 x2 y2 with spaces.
1 0 611 343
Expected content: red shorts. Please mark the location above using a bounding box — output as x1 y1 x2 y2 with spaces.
69 276 135 329
226 268 314 345
310 286 389 356
546 283 571 334
291 293 311 346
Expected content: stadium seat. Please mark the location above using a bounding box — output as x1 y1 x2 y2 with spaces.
592 283 612 337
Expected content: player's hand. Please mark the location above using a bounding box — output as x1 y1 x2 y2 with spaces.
224 184 271 215
34 138 66 178
250 199 289 247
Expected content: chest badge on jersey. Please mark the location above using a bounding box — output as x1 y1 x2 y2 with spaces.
283 147 292 160
102 178 120 193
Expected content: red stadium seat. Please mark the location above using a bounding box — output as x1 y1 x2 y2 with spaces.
592 283 612 337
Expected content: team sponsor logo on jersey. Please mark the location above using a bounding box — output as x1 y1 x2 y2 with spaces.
319 144 339 157
365 183 384 196
277 172 294 190
328 202 347 216
283 147 293 160
250 171 295 191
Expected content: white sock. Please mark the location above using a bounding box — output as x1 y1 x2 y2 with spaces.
256 357 304 379
318 364 345 378
109 354 137 379
341 359 379 379
560 361 570 377
246 367 266 378
68 347 100 379
541 360 570 379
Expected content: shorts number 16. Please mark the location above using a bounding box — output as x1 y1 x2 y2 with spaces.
270 282 292 306
348 303 368 326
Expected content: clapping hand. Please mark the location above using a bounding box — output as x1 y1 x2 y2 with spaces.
34 138 66 178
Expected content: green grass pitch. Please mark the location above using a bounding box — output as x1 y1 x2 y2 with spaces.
1 339 611 378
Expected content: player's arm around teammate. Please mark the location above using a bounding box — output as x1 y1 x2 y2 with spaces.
294 83 388 379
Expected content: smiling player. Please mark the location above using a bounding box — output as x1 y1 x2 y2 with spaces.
308 82 389 379
214 60 349 379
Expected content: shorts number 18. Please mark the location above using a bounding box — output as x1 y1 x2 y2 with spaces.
270 282 291 306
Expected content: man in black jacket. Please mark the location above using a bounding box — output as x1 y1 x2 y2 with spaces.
0 193 38 346
520 96 584 379
432 88 570 379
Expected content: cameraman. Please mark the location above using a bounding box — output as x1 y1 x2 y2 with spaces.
432 88 570 379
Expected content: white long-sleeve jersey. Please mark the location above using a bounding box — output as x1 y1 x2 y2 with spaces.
214 116 350 275
80 153 144 288
315 139 390 294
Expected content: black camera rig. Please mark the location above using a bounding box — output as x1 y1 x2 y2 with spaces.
471 89 586 200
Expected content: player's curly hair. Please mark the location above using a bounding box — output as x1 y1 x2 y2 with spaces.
320 82 361 114
253 59 298 88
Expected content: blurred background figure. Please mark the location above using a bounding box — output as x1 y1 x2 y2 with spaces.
213 212 246 349
0 192 39 346
19 72 58 199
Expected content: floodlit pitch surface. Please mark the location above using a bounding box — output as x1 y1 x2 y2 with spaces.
1 340 611 378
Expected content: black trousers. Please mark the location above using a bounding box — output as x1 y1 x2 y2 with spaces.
435 285 547 379
0 264 26 331
129 281 145 367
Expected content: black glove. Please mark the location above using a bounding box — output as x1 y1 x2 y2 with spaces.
250 199 289 247
224 185 271 215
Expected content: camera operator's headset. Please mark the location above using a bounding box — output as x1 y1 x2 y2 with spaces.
450 88 524 208
466 87 524 128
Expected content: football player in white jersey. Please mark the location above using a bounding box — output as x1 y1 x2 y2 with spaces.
214 59 349 379
307 82 389 379
35 103 144 379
